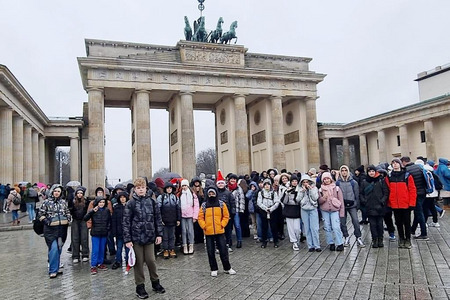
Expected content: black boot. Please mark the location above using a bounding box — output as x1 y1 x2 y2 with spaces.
236 241 242 248
378 237 384 248
151 280 166 294
329 244 335 251
372 239 378 248
136 284 149 299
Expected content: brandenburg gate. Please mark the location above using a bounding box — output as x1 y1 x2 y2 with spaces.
78 39 325 193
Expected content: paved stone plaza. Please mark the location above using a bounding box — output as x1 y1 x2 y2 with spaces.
1 212 450 300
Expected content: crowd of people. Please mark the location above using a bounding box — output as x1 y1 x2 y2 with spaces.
1 156 449 299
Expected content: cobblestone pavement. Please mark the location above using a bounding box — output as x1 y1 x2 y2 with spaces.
1 211 450 299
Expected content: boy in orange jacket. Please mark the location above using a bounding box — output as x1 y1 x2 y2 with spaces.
198 186 236 277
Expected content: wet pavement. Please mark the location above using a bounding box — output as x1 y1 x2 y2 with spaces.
1 211 450 299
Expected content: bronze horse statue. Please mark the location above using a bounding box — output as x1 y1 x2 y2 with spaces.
184 16 192 41
193 16 208 42
220 21 238 44
209 17 224 43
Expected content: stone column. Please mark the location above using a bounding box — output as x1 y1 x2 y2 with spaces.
322 138 331 168
70 137 79 181
359 134 368 167
234 94 250 175
23 124 32 182
0 108 13 184
131 90 152 179
32 130 39 183
179 91 196 180
39 136 46 183
342 137 350 166
305 98 320 169
271 96 286 171
12 116 24 183
378 129 386 163
88 88 105 195
399 124 409 157
424 119 436 160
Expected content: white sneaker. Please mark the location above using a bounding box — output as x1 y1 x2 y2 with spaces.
357 237 366 248
228 247 233 252
439 210 445 218
59 263 64 268
253 234 258 240
211 270 218 277
292 243 300 251
431 222 440 228
82 257 89 262
215 249 219 254
224 268 236 275
344 236 351 247
72 258 79 263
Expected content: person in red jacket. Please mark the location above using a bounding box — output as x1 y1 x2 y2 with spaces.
386 158 417 249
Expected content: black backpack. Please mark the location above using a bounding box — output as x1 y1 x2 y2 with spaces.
433 173 443 191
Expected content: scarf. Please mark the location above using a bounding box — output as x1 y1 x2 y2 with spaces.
180 189 193 210
320 182 336 199
227 182 237 191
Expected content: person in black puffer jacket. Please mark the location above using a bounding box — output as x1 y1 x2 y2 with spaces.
157 182 181 259
68 186 90 263
84 196 111 274
111 191 130 269
123 177 165 297
401 156 428 240
360 165 389 248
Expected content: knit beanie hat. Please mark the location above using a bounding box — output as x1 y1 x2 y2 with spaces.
321 172 333 183
154 178 165 189
366 165 377 172
181 179 189 187
391 158 402 165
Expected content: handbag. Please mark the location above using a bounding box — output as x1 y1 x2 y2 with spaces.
331 197 341 209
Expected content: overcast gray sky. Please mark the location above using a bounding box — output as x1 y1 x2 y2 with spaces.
1 0 449 183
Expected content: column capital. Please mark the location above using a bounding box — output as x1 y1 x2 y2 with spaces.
86 87 104 93
270 95 283 100
180 90 194 96
233 93 247 98
135 89 151 95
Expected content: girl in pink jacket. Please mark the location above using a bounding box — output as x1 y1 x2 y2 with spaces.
179 179 199 255
318 172 345 251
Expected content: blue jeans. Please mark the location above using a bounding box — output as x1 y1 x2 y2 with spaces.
411 194 427 236
12 210 19 221
91 236 107 267
48 239 62 274
256 212 272 240
301 209 320 249
233 213 242 242
115 238 129 264
321 210 343 245
26 202 35 221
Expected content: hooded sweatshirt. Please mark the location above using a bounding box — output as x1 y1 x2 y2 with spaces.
336 165 359 209
435 158 450 191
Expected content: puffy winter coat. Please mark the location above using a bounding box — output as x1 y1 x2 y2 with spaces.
157 193 181 226
404 162 427 195
360 175 389 216
123 191 163 245
318 185 345 217
435 158 450 191
386 170 417 209
84 206 111 237
111 203 126 239
217 187 235 215
257 189 280 214
198 187 230 235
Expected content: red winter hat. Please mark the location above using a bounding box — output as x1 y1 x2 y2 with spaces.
154 178 164 189
216 169 225 185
